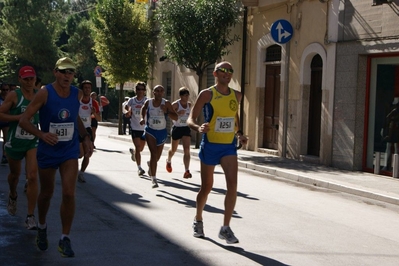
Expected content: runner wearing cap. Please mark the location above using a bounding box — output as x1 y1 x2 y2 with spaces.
0 66 39 230
19 57 93 257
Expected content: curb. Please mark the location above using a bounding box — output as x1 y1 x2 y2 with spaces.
108 134 399 206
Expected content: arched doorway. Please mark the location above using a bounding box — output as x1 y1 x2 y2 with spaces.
307 54 323 156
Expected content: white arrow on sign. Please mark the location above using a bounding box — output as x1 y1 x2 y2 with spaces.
276 22 291 43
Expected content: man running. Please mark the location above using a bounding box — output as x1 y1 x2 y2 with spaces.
166 87 192 179
187 61 247 244
0 66 39 229
77 80 100 183
126 82 147 176
140 85 177 188
19 57 93 257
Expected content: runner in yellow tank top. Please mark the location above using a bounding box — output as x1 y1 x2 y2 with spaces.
187 61 247 244
206 86 238 144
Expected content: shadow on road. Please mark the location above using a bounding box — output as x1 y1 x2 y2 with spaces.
205 237 290 266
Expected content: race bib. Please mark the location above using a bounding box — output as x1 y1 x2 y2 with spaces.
49 122 74 141
133 107 141 118
80 115 91 128
178 115 188 126
149 115 166 130
15 125 35 140
215 117 234 133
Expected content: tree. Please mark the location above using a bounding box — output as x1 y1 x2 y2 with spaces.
63 16 98 83
156 0 241 146
92 0 152 134
0 0 69 83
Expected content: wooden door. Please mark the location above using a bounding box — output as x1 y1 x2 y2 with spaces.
263 65 280 149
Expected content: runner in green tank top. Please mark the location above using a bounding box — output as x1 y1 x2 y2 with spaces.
0 66 39 230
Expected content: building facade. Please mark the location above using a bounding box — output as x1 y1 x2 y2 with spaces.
150 0 399 176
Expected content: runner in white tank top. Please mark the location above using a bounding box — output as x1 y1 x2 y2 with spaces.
125 82 148 176
166 87 193 179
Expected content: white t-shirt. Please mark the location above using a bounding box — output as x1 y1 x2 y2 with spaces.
127 96 147 130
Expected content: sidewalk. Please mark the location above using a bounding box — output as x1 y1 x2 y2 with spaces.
103 122 399 206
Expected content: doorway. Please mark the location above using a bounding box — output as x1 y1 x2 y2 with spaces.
263 65 280 149
307 54 323 156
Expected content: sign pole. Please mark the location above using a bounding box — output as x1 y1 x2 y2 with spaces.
94 66 103 121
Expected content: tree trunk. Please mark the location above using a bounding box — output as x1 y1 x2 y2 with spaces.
118 83 125 135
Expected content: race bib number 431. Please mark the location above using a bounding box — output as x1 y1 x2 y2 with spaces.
49 122 74 141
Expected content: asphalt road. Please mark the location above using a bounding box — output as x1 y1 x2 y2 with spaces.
1 125 399 266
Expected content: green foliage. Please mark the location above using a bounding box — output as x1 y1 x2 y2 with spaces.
156 0 241 76
0 0 69 83
92 0 153 134
92 0 152 85
64 16 98 83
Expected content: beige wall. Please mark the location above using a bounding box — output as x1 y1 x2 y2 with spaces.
151 0 336 166
243 0 333 163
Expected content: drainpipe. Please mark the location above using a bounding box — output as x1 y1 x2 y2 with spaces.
240 6 248 131
282 41 290 158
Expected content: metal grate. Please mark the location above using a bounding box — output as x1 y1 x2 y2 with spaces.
265 45 281 62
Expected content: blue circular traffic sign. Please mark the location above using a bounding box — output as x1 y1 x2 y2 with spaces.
271 19 293 44
94 66 102 77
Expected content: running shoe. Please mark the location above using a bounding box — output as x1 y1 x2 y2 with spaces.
1 156 8 164
36 227 48 251
129 148 136 162
151 176 159 188
192 220 205 238
25 215 37 230
166 160 172 173
78 172 86 183
58 237 75 257
138 168 145 176
7 194 17 216
183 170 192 179
147 161 151 176
218 226 239 244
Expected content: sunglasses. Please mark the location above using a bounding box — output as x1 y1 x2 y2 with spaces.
136 88 146 91
216 67 234 74
57 69 75 75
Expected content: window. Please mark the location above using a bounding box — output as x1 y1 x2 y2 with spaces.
265 45 281 63
366 56 399 172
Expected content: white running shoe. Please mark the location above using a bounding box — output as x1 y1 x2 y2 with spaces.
218 226 239 244
138 168 145 176
25 215 37 230
193 220 205 238
129 148 136 162
151 176 158 188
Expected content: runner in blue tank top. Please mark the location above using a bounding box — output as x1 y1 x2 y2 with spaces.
19 57 93 257
140 85 177 188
